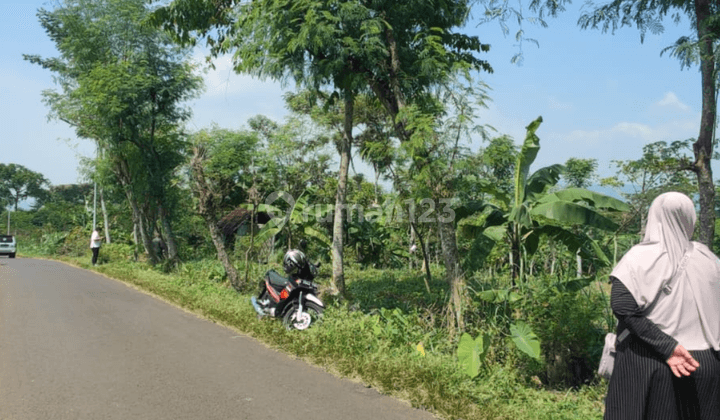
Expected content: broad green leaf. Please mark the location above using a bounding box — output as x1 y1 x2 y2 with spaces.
531 201 619 231
302 226 331 248
458 333 490 378
510 321 541 359
476 180 511 208
251 217 285 244
525 164 564 201
524 228 540 255
590 238 611 266
453 200 490 223
514 116 543 208
288 191 308 224
509 204 532 228
538 188 630 212
480 225 505 242
533 225 611 266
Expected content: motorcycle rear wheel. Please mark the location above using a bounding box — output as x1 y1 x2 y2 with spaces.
282 301 323 331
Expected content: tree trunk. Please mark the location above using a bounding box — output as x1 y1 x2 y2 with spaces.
409 225 415 270
207 218 241 291
410 221 432 294
132 222 140 261
244 201 257 285
510 226 521 286
115 158 158 264
189 146 241 290
576 250 582 278
159 204 179 264
693 0 717 249
100 188 111 244
437 217 464 334
331 93 354 296
124 184 158 264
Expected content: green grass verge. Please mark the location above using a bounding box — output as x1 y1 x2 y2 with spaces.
19 252 606 420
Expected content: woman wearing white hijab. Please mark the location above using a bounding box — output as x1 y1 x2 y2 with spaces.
605 192 720 420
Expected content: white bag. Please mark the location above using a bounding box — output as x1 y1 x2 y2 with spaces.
598 333 617 380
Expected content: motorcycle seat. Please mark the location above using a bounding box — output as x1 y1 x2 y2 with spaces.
266 269 291 288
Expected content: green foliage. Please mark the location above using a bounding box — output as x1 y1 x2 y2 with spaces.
509 321 541 360
100 242 137 262
518 276 609 387
458 332 491 378
26 0 204 263
0 163 50 211
460 117 630 282
253 188 332 253
600 140 696 235
343 267 447 313
154 0 492 92
578 0 696 43
247 115 334 199
188 126 259 212
178 260 228 283
563 158 597 189
370 308 428 349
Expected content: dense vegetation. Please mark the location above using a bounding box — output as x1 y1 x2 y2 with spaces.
4 0 720 418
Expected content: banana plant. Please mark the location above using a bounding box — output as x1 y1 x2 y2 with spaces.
248 188 331 253
460 116 630 285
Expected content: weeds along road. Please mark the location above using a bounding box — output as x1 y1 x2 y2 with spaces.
0 258 437 420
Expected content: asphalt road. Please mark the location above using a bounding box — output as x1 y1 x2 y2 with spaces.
0 258 437 420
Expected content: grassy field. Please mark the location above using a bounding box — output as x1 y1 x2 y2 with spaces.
17 246 607 420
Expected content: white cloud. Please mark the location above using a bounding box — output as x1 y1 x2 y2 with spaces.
657 92 690 112
529 115 701 179
548 96 573 110
613 122 654 139
190 51 287 98
185 51 291 130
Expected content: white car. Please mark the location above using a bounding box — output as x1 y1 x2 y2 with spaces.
0 235 16 258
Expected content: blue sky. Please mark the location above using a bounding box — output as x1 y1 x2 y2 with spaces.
0 0 705 195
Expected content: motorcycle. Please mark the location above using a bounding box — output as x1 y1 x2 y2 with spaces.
250 257 324 331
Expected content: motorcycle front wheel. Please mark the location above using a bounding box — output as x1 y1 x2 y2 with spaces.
282 301 323 331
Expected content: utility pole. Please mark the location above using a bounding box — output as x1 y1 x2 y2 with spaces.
93 182 97 229
93 145 98 229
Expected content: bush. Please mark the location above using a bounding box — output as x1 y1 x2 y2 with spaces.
519 277 608 388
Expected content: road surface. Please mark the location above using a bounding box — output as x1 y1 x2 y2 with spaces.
0 258 437 420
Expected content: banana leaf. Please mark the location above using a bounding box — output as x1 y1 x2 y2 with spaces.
538 188 630 212
531 200 619 231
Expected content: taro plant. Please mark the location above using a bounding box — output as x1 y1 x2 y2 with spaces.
457 332 491 378
457 321 541 379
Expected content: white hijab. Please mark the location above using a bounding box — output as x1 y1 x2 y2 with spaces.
611 192 720 351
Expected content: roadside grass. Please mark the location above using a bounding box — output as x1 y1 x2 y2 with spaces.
18 249 605 420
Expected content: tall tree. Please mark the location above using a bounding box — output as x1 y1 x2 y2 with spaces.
26 0 203 264
579 0 720 248
600 140 697 236
152 0 492 306
563 158 597 189
0 164 49 211
189 127 258 291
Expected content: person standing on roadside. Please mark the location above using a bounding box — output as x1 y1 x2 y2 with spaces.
90 227 103 266
605 192 720 420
